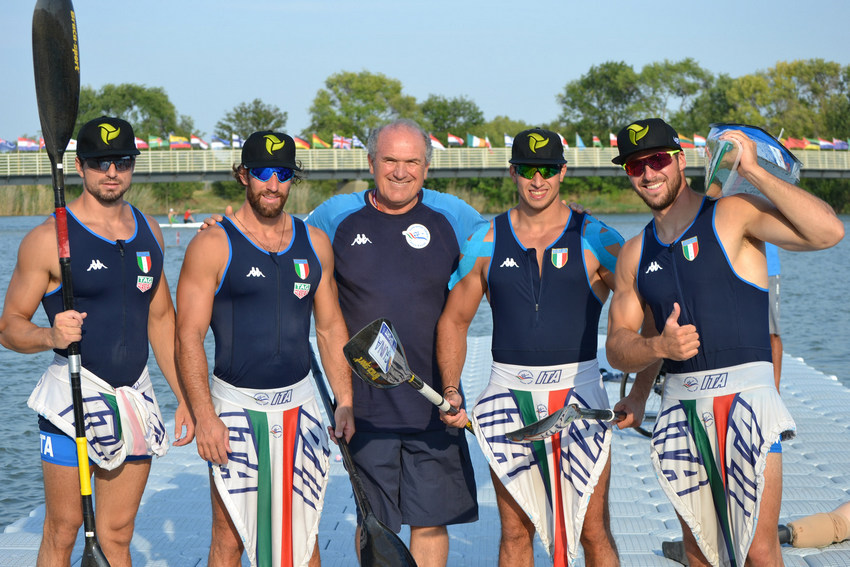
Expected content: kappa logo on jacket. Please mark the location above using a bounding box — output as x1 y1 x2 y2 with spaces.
645 261 663 274
246 267 265 278
351 233 372 245
499 257 519 268
86 259 108 271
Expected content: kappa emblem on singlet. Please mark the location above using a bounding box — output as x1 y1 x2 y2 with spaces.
402 224 430 249
551 248 568 268
682 236 699 261
293 259 309 280
137 275 153 292
293 282 311 299
500 257 519 268
136 251 151 274
86 259 107 271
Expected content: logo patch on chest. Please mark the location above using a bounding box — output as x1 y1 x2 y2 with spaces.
136 276 154 292
551 248 568 269
293 282 311 299
136 251 152 273
681 236 699 261
293 259 309 280
402 224 430 249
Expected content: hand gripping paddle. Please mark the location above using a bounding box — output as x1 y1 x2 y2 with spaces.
343 318 473 432
308 348 417 567
33 2 110 566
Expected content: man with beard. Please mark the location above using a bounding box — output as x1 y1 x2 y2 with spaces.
175 131 353 567
0 116 192 567
606 118 844 566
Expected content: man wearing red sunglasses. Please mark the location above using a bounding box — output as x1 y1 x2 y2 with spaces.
176 130 353 567
436 128 658 566
606 118 844 566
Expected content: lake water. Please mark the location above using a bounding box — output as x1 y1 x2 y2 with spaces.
1 212 848 529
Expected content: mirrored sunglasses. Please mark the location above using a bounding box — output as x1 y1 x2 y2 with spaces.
249 167 294 183
515 164 562 180
623 150 680 177
84 156 135 172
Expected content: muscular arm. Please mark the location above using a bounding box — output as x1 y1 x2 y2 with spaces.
0 219 86 353
436 241 491 428
175 227 229 464
308 226 354 442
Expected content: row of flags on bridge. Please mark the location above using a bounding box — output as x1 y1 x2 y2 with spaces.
3 132 849 153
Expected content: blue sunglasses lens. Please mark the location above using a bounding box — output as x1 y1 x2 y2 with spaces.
249 167 294 182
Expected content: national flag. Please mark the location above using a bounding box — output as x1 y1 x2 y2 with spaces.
681 236 699 261
467 134 487 148
231 133 244 149
293 136 310 150
818 137 834 150
352 135 367 150
136 251 152 273
312 133 330 149
134 137 149 150
484 135 492 149
558 133 569 149
169 134 191 149
504 133 513 148
833 138 849 150
0 139 15 152
609 133 618 147
38 138 46 150
694 134 706 147
803 137 820 150
210 136 230 149
447 132 464 146
66 139 77 151
678 135 695 149
575 134 586 149
17 137 38 151
783 137 807 149
332 134 352 149
191 135 209 150
148 136 164 148
551 248 568 269
429 134 446 150
592 135 603 148
293 259 310 280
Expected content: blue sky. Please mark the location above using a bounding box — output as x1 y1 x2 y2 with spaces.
4 0 849 140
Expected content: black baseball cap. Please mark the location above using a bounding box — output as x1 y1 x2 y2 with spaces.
612 118 681 165
241 131 301 170
509 128 567 165
76 116 141 159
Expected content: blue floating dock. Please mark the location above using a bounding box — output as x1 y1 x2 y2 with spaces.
3 337 850 566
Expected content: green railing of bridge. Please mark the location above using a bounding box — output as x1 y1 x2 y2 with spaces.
1 147 849 185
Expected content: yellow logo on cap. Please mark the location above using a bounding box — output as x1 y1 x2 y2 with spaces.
527 132 550 153
627 123 649 145
98 123 120 145
264 134 285 154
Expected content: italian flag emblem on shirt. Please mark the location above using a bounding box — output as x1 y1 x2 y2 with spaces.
551 248 568 269
136 251 151 273
681 237 699 261
293 259 309 280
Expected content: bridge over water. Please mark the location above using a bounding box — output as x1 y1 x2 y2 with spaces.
1 147 849 186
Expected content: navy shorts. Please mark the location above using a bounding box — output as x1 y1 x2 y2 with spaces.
348 427 478 532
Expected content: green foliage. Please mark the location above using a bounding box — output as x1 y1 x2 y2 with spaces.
557 61 642 137
77 83 195 138
307 71 421 141
800 178 850 214
211 180 244 201
421 94 484 136
214 99 288 141
138 182 200 204
639 58 712 120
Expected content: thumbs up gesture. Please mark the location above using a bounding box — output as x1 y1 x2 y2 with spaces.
661 302 700 360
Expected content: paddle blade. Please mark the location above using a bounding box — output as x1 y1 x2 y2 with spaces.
343 318 413 388
32 0 80 165
361 514 418 567
505 404 582 442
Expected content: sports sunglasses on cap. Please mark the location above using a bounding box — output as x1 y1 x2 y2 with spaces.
623 150 680 177
248 167 294 183
515 164 562 180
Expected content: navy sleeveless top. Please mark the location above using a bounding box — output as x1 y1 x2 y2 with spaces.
637 197 771 374
41 206 163 388
211 215 321 389
488 210 602 366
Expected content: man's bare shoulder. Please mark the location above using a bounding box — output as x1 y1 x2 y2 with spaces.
19 216 58 254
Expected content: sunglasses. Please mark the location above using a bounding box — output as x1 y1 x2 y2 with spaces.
84 156 135 172
249 167 294 183
515 164 562 180
623 150 681 177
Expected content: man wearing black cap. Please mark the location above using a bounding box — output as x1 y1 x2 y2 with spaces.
175 130 353 567
0 116 193 566
606 118 844 566
436 127 638 566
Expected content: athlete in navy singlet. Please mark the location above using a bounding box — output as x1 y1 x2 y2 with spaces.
307 120 482 566
176 131 352 567
607 118 844 566
437 128 634 566
0 116 191 565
